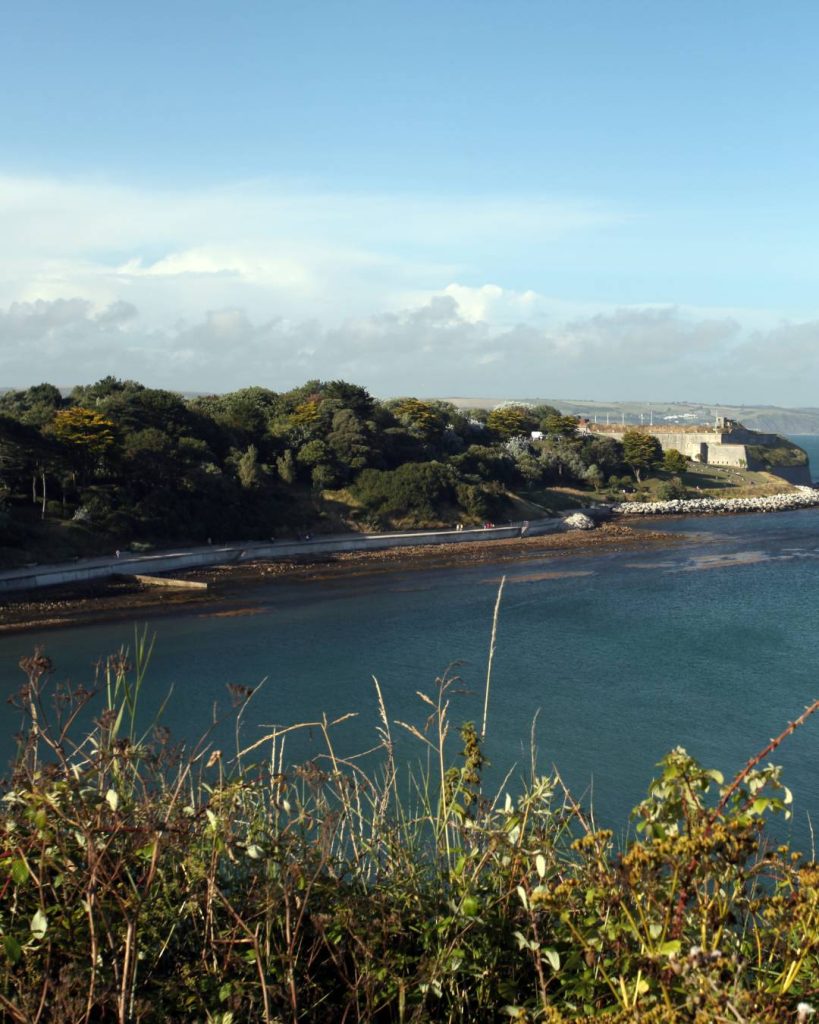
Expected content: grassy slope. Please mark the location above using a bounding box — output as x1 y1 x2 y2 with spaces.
521 465 797 510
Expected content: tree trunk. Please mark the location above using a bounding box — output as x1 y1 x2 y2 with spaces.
32 473 37 504
41 471 47 520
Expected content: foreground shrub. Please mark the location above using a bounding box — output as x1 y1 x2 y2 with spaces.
1 646 818 1023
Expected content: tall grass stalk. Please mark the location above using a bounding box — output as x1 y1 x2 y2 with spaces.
1 642 818 1023
481 574 506 739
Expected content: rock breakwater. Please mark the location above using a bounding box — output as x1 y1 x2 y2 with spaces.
614 486 819 516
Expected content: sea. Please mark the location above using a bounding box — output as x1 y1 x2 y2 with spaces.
1 437 819 849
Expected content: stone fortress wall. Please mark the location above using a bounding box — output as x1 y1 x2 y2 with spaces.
591 417 810 480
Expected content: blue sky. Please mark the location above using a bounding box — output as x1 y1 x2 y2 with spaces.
2 1 819 402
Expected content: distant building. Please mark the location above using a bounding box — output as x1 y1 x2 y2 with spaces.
531 430 544 440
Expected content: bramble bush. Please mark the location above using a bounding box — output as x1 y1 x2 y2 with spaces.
1 642 818 1023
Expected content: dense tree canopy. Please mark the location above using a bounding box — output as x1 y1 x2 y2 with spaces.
0 378 638 558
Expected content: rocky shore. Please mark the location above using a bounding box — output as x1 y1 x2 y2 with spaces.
614 485 819 516
0 523 678 635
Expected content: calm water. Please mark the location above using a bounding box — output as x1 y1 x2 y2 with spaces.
3 508 819 847
789 434 819 482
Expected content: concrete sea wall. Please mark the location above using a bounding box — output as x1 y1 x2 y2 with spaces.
0 518 568 595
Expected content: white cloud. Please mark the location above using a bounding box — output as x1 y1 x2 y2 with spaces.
0 171 815 404
0 173 624 328
1 293 816 405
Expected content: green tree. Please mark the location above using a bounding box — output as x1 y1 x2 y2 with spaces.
658 476 688 499
70 376 145 407
581 435 624 475
321 380 375 418
0 383 63 427
485 405 535 439
237 445 260 489
390 398 448 444
276 449 296 484
296 439 331 468
354 461 457 524
542 412 579 437
311 463 339 489
191 386 279 440
327 408 372 474
663 448 688 474
622 430 663 481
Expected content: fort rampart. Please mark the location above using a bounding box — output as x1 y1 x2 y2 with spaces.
591 420 810 481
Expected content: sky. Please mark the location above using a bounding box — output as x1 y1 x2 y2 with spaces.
2 0 819 404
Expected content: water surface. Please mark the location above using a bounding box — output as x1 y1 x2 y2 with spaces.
3 509 819 848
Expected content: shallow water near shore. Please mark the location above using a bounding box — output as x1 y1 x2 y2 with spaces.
3 507 819 849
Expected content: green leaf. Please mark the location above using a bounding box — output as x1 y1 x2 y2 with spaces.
659 940 681 956
3 935 21 964
535 853 546 879
30 909 47 940
11 859 28 885
461 896 479 917
543 948 560 972
105 789 119 812
245 844 263 860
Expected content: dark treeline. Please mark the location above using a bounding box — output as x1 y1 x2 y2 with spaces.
0 377 632 555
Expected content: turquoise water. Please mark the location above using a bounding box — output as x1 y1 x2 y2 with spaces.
789 434 819 482
3 509 819 847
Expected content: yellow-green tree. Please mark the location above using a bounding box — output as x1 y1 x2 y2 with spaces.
486 405 534 440
49 407 116 481
391 398 447 443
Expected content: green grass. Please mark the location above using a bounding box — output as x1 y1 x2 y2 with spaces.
519 487 587 512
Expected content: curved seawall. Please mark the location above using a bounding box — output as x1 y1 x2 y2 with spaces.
0 518 568 594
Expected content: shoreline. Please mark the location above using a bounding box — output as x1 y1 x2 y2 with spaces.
0 523 682 636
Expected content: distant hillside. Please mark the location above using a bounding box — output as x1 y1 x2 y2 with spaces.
440 397 819 435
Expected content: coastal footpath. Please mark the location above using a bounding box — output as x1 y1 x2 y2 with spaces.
0 517 572 595
614 484 819 516
3 487 819 597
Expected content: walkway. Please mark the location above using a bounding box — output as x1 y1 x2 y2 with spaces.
0 517 571 594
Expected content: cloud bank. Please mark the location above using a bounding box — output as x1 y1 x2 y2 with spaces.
0 291 811 405
0 173 811 403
